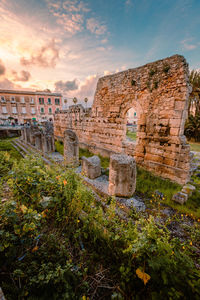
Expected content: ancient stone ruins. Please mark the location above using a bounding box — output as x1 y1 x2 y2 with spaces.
54 55 191 185
21 122 55 153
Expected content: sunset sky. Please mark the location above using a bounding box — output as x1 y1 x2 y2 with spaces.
0 0 200 106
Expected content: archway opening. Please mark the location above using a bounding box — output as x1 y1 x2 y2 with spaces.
126 107 138 142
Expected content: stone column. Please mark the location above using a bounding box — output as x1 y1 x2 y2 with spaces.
21 128 25 141
26 127 31 143
64 129 79 166
35 134 42 150
108 154 136 197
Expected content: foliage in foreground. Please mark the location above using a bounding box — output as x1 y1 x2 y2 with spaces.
0 138 22 160
0 154 200 299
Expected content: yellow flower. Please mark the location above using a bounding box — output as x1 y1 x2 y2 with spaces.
20 205 28 213
171 251 174 255
77 219 80 223
182 246 185 250
190 241 192 246
136 268 151 285
32 246 39 252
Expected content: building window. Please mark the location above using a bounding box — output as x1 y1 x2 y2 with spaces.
30 97 34 104
56 108 59 112
39 98 44 104
21 97 25 103
1 96 6 102
48 107 52 114
2 106 7 114
11 96 15 102
22 107 26 114
31 108 36 114
12 107 17 114
55 98 60 105
40 107 44 114
47 98 51 104
134 112 137 117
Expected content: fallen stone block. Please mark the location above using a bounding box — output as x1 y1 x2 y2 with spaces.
172 192 188 205
182 184 196 196
82 156 101 179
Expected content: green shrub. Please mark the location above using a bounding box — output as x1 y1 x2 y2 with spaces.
0 155 200 299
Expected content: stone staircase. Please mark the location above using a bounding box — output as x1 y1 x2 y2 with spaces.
12 139 64 165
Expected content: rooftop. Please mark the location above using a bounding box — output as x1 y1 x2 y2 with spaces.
0 89 62 97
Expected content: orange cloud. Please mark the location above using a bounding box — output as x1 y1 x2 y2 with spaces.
20 40 59 68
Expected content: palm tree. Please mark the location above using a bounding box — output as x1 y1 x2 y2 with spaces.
184 114 200 142
73 97 78 105
64 98 67 109
84 97 88 110
189 70 200 116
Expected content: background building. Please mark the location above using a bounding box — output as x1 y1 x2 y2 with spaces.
0 89 62 124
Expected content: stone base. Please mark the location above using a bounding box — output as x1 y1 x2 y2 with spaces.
82 156 101 179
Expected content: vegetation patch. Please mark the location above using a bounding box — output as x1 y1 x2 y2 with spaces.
126 130 137 141
0 154 199 299
0 138 21 160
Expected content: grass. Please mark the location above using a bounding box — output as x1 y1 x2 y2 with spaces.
0 137 22 160
189 142 200 152
55 141 110 169
136 167 200 218
136 167 181 200
126 130 137 141
55 140 64 155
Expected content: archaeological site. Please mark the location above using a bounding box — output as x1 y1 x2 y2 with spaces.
54 55 191 185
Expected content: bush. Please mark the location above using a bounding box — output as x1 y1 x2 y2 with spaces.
0 156 200 299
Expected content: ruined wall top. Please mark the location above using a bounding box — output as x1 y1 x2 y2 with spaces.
92 54 190 118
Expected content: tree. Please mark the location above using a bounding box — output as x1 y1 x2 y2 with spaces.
184 114 200 142
188 70 200 116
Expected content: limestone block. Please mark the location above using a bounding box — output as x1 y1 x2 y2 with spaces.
182 184 196 196
82 156 101 179
172 192 188 204
170 127 180 136
169 119 181 128
64 130 79 166
108 154 136 197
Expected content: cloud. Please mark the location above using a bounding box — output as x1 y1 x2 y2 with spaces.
86 18 107 35
54 79 79 92
181 38 198 51
0 78 21 90
12 70 31 81
47 0 89 35
0 60 6 76
125 0 133 6
20 39 59 68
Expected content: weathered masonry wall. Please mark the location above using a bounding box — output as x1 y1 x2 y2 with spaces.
54 55 191 184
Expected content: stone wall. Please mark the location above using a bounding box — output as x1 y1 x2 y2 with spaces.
54 55 191 184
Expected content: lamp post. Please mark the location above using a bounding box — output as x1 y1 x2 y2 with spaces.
64 98 67 110
73 97 77 105
84 97 88 111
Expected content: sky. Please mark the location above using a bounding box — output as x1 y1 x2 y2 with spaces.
0 0 200 106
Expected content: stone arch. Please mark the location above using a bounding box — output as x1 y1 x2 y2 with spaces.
54 55 191 184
